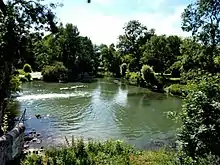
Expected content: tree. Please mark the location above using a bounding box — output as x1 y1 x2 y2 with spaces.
0 0 59 132
60 24 80 69
76 36 95 74
166 35 182 66
141 35 170 74
181 0 220 71
99 44 121 76
117 20 155 71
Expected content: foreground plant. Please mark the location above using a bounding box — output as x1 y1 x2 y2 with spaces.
22 138 177 165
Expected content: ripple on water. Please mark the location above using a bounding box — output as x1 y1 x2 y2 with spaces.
16 92 91 101
18 81 182 149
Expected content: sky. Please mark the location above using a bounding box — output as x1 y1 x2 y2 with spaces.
53 0 194 45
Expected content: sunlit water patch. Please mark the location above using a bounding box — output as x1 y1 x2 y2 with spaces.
17 80 181 149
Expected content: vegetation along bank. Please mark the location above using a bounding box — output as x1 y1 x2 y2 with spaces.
1 0 220 164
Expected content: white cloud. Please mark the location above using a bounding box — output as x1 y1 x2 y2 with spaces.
56 4 190 45
92 0 114 4
136 0 165 9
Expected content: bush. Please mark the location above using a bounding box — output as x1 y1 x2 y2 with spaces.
125 71 141 85
17 69 26 75
23 63 32 73
169 61 182 78
9 76 21 92
176 152 220 165
177 91 220 159
25 73 32 81
42 61 68 82
17 69 32 82
141 65 156 85
19 76 28 82
22 138 133 165
22 138 177 165
141 65 163 90
167 84 188 96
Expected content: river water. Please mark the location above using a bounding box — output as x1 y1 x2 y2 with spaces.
16 79 182 149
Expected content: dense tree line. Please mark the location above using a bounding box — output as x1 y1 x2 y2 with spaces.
1 0 220 163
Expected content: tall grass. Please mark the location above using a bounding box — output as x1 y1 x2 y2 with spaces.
22 137 176 165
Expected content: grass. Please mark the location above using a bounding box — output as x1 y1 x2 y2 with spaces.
21 138 176 165
130 150 176 165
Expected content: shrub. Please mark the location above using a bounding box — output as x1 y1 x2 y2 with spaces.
23 63 32 73
169 61 182 78
9 76 21 92
25 73 32 81
18 69 26 75
141 65 156 85
177 91 220 159
22 138 177 165
141 65 163 90
42 61 68 82
19 76 28 82
17 69 32 82
125 71 141 85
168 84 188 96
22 138 133 165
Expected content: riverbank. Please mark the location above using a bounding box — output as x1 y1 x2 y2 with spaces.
21 138 176 165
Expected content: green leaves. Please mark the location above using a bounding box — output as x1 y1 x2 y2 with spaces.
181 0 220 47
178 88 220 159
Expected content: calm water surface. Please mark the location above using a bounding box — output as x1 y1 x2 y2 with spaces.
16 79 182 149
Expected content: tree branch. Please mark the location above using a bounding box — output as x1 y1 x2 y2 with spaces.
0 0 6 16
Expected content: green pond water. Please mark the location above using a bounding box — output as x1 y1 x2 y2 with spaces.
16 79 182 149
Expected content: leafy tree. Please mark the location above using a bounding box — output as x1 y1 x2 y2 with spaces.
76 36 95 74
0 0 60 130
99 43 121 76
181 0 220 71
60 23 80 69
141 35 170 74
166 35 182 67
117 20 155 71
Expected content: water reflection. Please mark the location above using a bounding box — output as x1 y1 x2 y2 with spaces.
17 80 182 149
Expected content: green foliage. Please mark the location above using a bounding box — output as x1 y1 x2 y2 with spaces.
214 55 220 69
22 139 178 165
42 62 68 82
23 64 32 73
129 149 176 165
1 114 8 135
9 76 21 92
141 65 154 82
141 35 181 74
125 71 141 86
17 69 32 82
169 61 182 78
167 84 188 96
117 20 155 71
182 0 220 48
177 90 220 159
19 76 29 83
181 0 220 71
141 65 162 90
24 154 44 165
176 152 220 165
22 139 133 165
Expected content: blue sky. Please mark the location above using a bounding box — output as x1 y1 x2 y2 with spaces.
53 0 193 45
